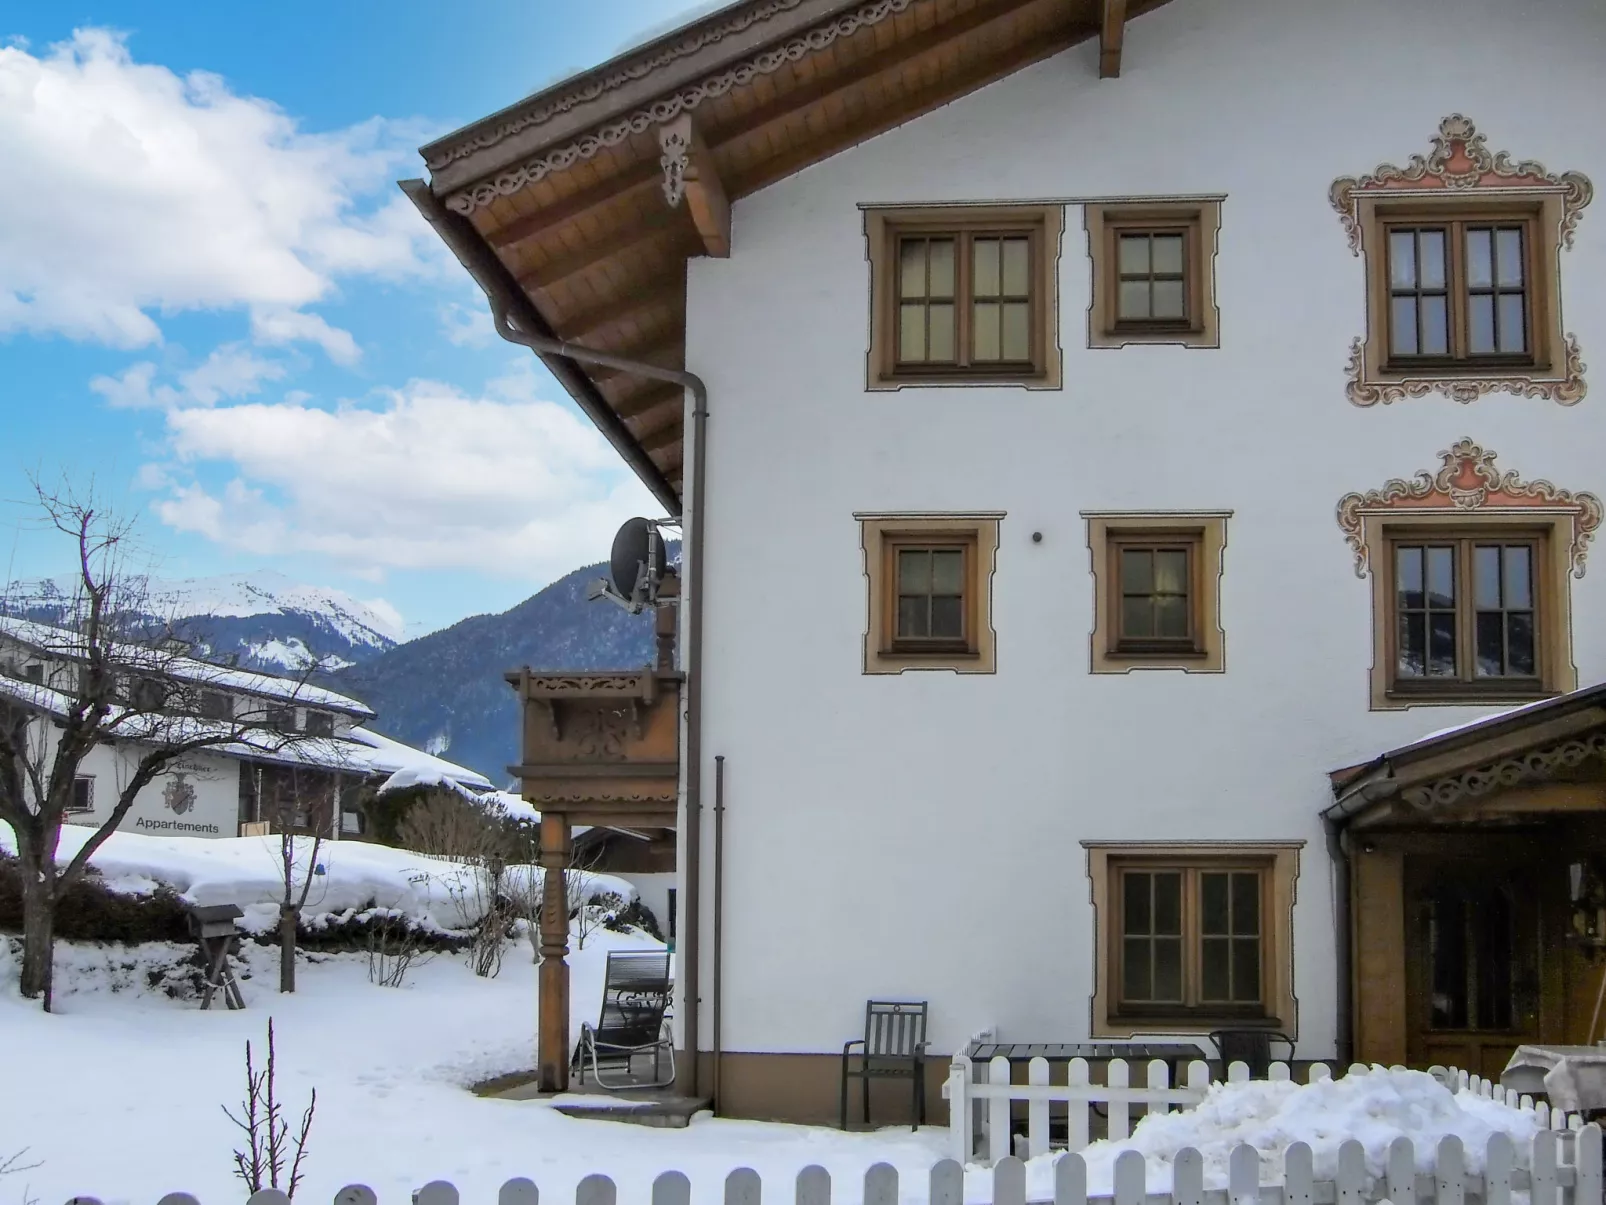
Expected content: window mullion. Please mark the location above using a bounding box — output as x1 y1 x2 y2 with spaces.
956 232 972 368
1183 868 1199 1007
1448 221 1468 360
1457 539 1476 684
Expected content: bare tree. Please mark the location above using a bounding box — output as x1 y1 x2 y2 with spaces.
249 765 339 993
0 482 324 1009
222 1018 316 1199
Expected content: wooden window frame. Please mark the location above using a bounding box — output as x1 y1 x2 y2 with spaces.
1086 200 1221 349
1087 513 1228 673
1379 211 1540 372
864 206 1063 390
67 776 94 814
858 512 1001 675
1086 841 1301 1039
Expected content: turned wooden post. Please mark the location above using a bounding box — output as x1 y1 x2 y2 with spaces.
538 810 572 1092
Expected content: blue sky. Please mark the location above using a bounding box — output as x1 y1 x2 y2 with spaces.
0 2 704 639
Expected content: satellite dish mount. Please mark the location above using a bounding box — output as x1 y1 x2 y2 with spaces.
587 517 677 616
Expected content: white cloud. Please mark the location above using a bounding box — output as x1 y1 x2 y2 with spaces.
90 344 285 408
250 309 361 366
149 380 660 579
438 300 494 348
0 29 439 348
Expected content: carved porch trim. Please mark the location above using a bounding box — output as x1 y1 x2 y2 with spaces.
1400 731 1606 813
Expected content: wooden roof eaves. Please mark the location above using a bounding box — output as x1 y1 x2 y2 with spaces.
398 179 682 515
422 0 871 195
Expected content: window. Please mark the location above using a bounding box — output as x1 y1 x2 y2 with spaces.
303 711 335 738
197 691 233 721
68 777 94 813
1086 201 1221 348
1087 513 1228 673
1424 883 1514 1031
264 705 298 734
127 675 167 712
864 206 1063 389
858 512 1001 674
340 810 364 836
1381 529 1553 700
1086 842 1301 1037
22 663 43 685
1384 218 1534 365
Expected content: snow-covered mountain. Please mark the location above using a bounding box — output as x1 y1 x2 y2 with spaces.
2 571 401 673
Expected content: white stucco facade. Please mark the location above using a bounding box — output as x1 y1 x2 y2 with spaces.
67 744 241 839
679 0 1606 1061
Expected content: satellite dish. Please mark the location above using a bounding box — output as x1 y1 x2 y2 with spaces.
589 517 669 614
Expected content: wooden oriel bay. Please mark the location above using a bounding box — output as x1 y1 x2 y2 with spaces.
505 594 681 1093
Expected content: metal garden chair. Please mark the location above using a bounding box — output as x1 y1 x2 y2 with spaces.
840 1000 929 1130
572 950 675 1090
1208 1028 1294 1079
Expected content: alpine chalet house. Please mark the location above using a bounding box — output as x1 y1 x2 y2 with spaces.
406 0 1606 1119
0 616 489 840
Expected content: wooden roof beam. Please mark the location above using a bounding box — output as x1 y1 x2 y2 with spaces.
658 115 730 259
589 338 682 384
559 278 685 343
487 158 661 251
1100 0 1128 78
614 380 683 420
516 221 698 295
628 398 683 443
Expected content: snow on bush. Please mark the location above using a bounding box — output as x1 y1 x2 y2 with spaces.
1051 1066 1542 1195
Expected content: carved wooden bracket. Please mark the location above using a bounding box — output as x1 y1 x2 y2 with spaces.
657 114 731 257
1099 0 1127 78
1335 438 1604 578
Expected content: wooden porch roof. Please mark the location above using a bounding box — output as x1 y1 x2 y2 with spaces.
408 0 1169 512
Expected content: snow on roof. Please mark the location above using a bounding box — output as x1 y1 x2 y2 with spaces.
0 614 373 717
357 728 493 792
479 790 540 823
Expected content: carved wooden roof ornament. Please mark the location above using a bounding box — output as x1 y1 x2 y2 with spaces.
1335 438 1604 577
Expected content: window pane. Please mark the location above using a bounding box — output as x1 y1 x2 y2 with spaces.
1496 228 1524 286
1118 280 1150 320
1155 596 1188 638
1467 229 1493 289
899 303 926 360
1154 550 1188 595
1201 873 1228 935
1419 230 1446 289
1389 230 1418 288
1154 872 1182 935
1397 546 1424 604
1153 938 1183 1002
1509 612 1536 676
973 301 1000 361
1122 596 1154 639
1232 938 1261 1003
1118 234 1150 275
1121 548 1154 594
898 549 931 593
1504 546 1532 608
1232 874 1259 932
928 303 955 361
899 240 927 299
1498 294 1527 354
1001 303 1030 361
931 549 964 594
1474 545 1501 609
1399 610 1426 677
1421 295 1449 356
1002 238 1030 296
1152 279 1186 319
1469 295 1495 354
973 238 1000 298
1201 938 1230 1002
928 239 955 298
1391 296 1419 354
1429 612 1457 676
897 595 927 638
1123 872 1151 935
929 595 964 639
1152 234 1184 275
1123 938 1151 1000
1475 611 1505 677
1427 547 1455 607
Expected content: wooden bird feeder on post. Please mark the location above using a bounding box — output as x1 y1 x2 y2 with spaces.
189 902 246 1010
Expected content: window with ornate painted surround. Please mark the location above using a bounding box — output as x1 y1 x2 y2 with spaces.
1085 201 1221 349
863 207 1062 390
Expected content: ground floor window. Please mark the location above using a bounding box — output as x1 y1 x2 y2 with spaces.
68 776 94 812
1085 841 1301 1037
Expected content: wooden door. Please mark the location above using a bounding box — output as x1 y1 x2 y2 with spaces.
1404 855 1543 1079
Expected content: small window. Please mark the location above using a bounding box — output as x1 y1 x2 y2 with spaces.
264 705 298 734
303 711 335 738
1087 514 1228 673
1384 531 1547 698
1384 217 1535 366
1087 842 1301 1037
197 691 233 721
865 206 1063 389
128 676 167 712
22 663 43 685
68 777 94 813
859 513 1001 674
340 810 364 835
1086 201 1221 349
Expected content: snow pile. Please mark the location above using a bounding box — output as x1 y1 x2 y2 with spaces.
1038 1066 1543 1196
0 824 637 935
480 789 540 822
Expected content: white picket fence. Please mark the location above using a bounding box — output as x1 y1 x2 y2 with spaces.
66 1123 1605 1205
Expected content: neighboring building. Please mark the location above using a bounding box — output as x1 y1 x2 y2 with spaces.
0 616 488 840
409 0 1606 1119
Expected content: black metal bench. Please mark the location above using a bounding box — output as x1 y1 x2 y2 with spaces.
572 950 674 1090
1209 1028 1295 1079
841 1000 928 1130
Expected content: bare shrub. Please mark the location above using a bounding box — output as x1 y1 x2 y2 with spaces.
395 791 509 862
366 911 431 987
222 1018 316 1199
